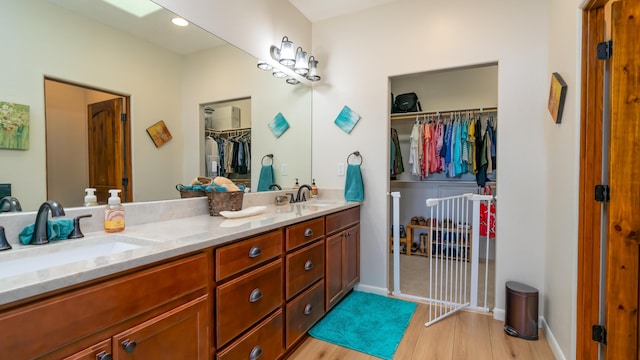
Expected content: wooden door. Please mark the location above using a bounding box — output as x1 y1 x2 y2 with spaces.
88 98 130 204
113 296 208 359
605 0 640 358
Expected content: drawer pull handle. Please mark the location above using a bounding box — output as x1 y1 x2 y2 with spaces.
304 260 314 271
121 340 136 353
249 288 263 303
249 246 262 258
249 345 263 360
304 228 313 237
304 304 313 315
97 352 113 360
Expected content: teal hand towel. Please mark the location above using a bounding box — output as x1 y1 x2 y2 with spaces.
344 164 364 202
257 165 275 192
18 219 75 245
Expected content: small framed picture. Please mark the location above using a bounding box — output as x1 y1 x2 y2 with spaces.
146 120 172 147
548 72 567 124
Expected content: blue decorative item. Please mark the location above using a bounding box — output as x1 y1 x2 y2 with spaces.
334 105 361 134
268 112 290 138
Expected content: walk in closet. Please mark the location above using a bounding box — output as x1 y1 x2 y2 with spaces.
389 64 498 308
202 98 252 188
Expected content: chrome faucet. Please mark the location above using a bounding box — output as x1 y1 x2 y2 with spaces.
30 200 65 245
0 196 22 212
295 185 312 203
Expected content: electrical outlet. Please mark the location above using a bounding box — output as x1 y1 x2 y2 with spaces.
281 163 288 176
337 163 345 176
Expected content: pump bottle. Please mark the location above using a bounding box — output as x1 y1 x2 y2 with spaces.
84 188 98 206
104 189 125 232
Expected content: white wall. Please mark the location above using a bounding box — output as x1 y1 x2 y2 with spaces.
544 0 583 358
0 0 184 210
310 0 552 343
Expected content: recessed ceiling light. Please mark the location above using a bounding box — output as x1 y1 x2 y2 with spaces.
171 17 189 27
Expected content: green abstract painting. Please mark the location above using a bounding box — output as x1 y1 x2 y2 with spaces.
0 101 29 150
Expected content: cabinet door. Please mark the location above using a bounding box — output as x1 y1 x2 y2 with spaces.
63 339 112 360
113 295 208 359
325 232 344 311
344 225 360 291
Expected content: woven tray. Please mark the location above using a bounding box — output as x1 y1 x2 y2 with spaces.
207 191 244 216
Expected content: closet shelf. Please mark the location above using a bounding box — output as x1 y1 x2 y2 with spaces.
390 107 497 121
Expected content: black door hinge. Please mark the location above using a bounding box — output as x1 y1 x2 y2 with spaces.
597 40 612 60
592 324 607 345
121 177 129 187
120 114 127 122
595 185 610 202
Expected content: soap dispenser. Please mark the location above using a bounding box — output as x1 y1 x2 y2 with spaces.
84 188 98 206
104 189 125 233
293 178 300 190
311 179 318 198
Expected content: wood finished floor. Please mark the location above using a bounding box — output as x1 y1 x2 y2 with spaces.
287 306 555 359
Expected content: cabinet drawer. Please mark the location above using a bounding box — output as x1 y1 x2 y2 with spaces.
0 253 208 359
216 230 282 281
217 310 284 360
326 206 360 234
286 217 324 250
285 240 324 300
286 280 325 348
216 259 283 347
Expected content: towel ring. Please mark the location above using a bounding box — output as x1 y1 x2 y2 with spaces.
261 154 274 166
347 151 363 165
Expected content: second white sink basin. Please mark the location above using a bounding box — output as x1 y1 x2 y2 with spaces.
1 235 159 279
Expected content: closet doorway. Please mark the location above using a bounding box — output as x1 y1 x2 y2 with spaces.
44 78 132 206
388 64 498 312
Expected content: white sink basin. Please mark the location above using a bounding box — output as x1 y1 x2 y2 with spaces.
1 235 158 279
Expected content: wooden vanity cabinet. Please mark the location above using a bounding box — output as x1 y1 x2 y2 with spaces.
284 217 326 349
0 253 209 360
325 207 361 311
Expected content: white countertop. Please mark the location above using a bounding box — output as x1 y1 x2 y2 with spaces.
0 198 359 307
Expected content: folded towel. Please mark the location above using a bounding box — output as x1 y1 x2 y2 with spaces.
257 165 275 192
19 219 75 245
344 164 364 202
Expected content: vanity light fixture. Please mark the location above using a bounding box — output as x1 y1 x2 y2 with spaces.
260 35 321 84
171 17 189 27
294 47 309 76
257 60 273 70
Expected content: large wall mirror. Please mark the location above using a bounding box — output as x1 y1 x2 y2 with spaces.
1 0 312 212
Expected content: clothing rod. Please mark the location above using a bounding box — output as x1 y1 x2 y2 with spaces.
205 127 251 135
391 179 496 186
390 107 497 121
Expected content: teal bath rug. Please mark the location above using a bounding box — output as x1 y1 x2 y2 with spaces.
309 291 417 360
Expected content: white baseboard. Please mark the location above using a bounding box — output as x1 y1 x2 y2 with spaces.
540 317 566 360
354 284 388 296
494 310 565 360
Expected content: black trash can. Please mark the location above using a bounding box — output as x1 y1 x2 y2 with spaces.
504 281 538 340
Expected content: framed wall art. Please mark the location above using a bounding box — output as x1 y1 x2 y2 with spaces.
146 120 172 148
548 72 567 124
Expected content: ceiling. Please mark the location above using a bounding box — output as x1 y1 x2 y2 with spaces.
49 0 225 55
287 0 401 22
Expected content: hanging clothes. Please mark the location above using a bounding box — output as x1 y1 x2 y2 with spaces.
390 128 404 179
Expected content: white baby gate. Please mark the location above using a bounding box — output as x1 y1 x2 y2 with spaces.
390 192 495 327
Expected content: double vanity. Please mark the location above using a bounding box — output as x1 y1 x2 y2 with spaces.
0 194 360 359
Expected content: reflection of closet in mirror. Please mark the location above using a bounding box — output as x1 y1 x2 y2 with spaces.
201 98 251 188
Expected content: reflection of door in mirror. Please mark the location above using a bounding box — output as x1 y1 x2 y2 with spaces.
44 79 132 207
